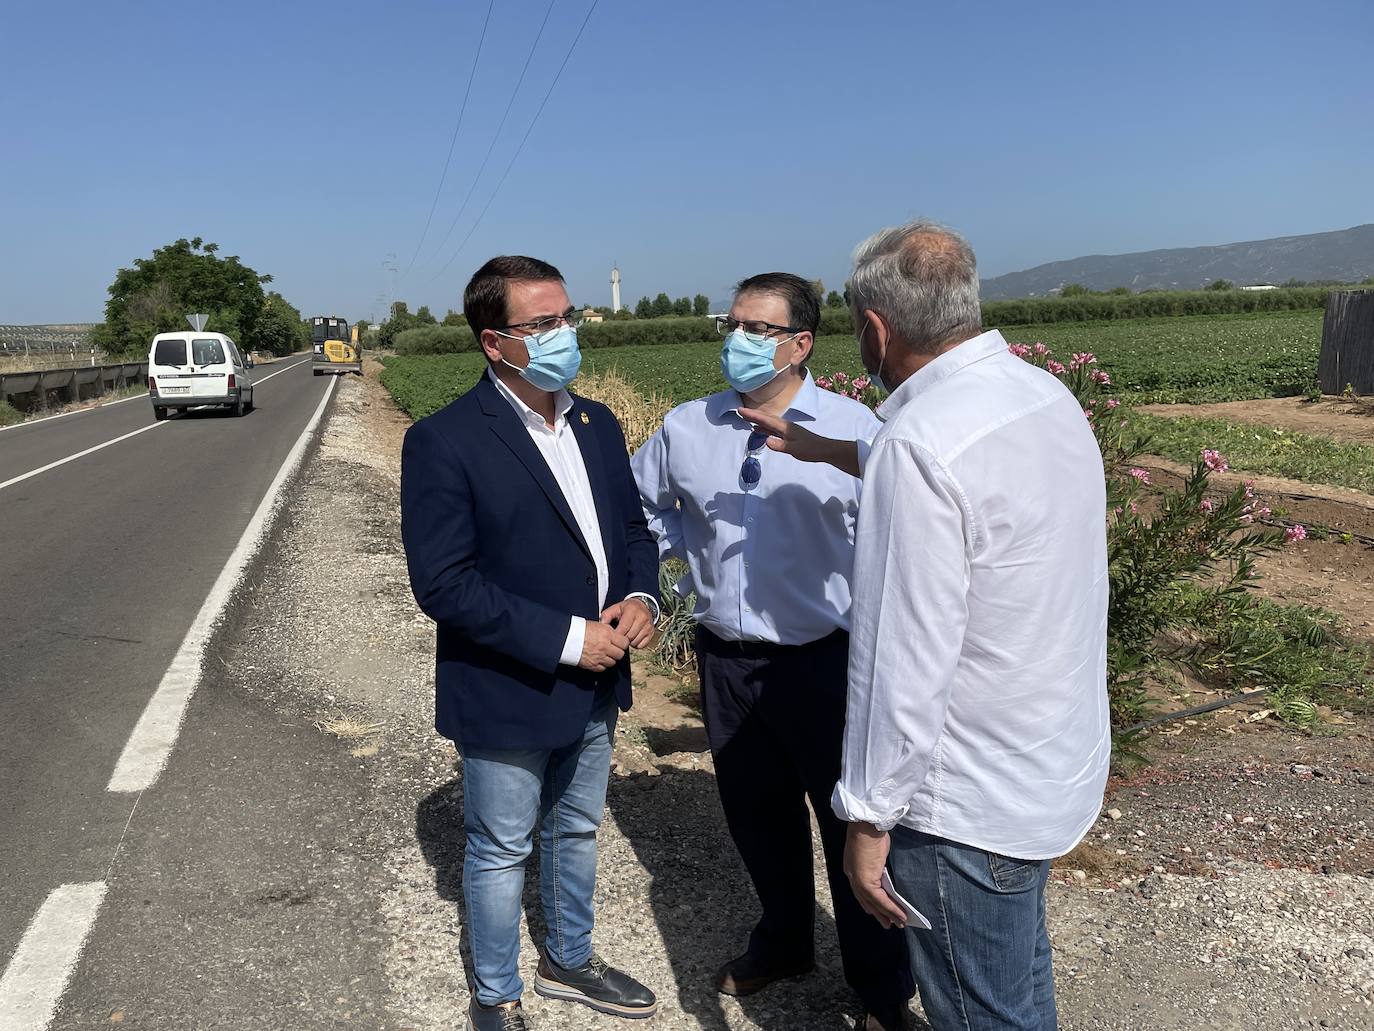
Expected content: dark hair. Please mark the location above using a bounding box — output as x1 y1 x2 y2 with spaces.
734 272 821 336
463 255 564 343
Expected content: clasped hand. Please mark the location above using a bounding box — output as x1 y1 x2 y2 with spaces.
578 598 656 671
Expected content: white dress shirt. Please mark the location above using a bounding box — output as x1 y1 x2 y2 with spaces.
632 371 881 645
831 331 1111 860
489 369 656 666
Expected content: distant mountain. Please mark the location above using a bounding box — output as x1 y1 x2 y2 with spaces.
980 224 1374 300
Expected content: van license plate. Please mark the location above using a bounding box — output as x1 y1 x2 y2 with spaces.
161 385 190 394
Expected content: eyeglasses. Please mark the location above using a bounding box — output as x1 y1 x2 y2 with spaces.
714 315 802 338
740 430 768 487
499 308 584 335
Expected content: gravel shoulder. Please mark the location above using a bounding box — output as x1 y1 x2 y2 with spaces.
224 364 1374 1030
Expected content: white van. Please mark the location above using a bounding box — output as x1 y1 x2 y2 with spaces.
147 331 255 420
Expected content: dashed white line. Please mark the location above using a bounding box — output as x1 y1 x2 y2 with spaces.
0 882 107 1031
107 374 338 793
0 357 312 492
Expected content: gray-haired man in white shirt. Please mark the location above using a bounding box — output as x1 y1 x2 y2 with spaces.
741 220 1110 1030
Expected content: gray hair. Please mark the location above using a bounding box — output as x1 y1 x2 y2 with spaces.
848 219 982 354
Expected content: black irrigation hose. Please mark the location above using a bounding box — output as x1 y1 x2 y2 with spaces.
1120 689 1270 736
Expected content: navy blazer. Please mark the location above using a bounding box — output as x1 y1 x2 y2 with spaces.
400 372 659 751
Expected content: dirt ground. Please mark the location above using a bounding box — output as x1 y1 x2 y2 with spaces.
1135 396 1374 648
231 367 1374 1029
1139 396 1374 447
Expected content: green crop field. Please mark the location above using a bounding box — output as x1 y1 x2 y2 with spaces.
381 309 1324 421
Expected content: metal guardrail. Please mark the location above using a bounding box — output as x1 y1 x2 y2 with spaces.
0 362 148 412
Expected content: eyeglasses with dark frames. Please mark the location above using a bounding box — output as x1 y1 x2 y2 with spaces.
740 430 769 487
499 308 584 335
714 314 802 338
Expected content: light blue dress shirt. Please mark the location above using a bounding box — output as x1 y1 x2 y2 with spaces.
631 371 881 646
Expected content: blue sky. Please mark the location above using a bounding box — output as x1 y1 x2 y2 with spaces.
3 0 1371 324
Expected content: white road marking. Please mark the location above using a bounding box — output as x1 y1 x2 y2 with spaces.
0 357 311 492
0 422 165 490
0 354 305 435
0 882 107 1031
0 387 142 436
107 374 339 793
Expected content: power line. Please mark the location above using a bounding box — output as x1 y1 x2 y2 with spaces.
416 0 558 273
400 0 497 279
425 0 599 289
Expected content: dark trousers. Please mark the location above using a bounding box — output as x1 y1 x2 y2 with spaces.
696 626 914 1018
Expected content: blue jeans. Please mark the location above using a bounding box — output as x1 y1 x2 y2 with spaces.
459 697 616 1006
887 827 1057 1031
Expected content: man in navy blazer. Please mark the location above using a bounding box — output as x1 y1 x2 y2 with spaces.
401 256 661 1031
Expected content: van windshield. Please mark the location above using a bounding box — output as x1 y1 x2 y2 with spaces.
154 339 187 366
192 338 226 365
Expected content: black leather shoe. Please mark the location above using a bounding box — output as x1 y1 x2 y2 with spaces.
466 999 529 1031
859 1004 919 1030
714 951 814 996
533 952 658 1018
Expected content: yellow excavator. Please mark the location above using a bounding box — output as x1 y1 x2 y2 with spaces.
310 315 362 376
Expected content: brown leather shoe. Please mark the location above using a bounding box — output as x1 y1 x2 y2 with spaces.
714 952 814 996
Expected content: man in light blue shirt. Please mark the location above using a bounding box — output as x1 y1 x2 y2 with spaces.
631 273 914 1031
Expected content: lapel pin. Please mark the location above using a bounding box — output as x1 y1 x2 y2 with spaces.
580 411 590 425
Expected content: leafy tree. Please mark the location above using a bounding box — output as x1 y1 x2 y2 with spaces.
651 293 674 318
1060 283 1092 297
377 301 433 349
824 290 844 308
634 296 654 319
92 237 284 356
672 296 692 316
1207 279 1235 291
256 291 309 356
809 279 825 300
1107 286 1132 296
441 309 467 327
693 293 711 317
415 305 438 324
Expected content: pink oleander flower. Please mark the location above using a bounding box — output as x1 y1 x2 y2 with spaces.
1091 369 1112 385
1047 359 1066 375
853 376 870 391
1034 342 1049 356
1257 506 1272 519
833 371 849 384
1128 467 1151 484
1239 514 1254 525
1243 481 1256 499
1285 525 1307 543
1129 501 1140 514
1083 408 1094 419
1008 343 1031 358
1201 449 1229 473
1106 399 1121 409
1200 499 1215 513
816 376 832 389
1072 352 1097 366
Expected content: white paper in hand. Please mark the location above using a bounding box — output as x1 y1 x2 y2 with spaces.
881 868 932 930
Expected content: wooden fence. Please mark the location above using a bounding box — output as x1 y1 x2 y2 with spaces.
1318 291 1374 394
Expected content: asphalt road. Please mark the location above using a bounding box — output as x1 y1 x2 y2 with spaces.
0 357 365 1024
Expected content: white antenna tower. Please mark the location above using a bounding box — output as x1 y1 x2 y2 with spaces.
610 264 622 313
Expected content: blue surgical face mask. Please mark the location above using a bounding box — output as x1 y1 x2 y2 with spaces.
857 317 890 393
498 323 582 393
721 328 793 394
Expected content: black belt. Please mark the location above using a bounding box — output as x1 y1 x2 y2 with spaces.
695 625 847 660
